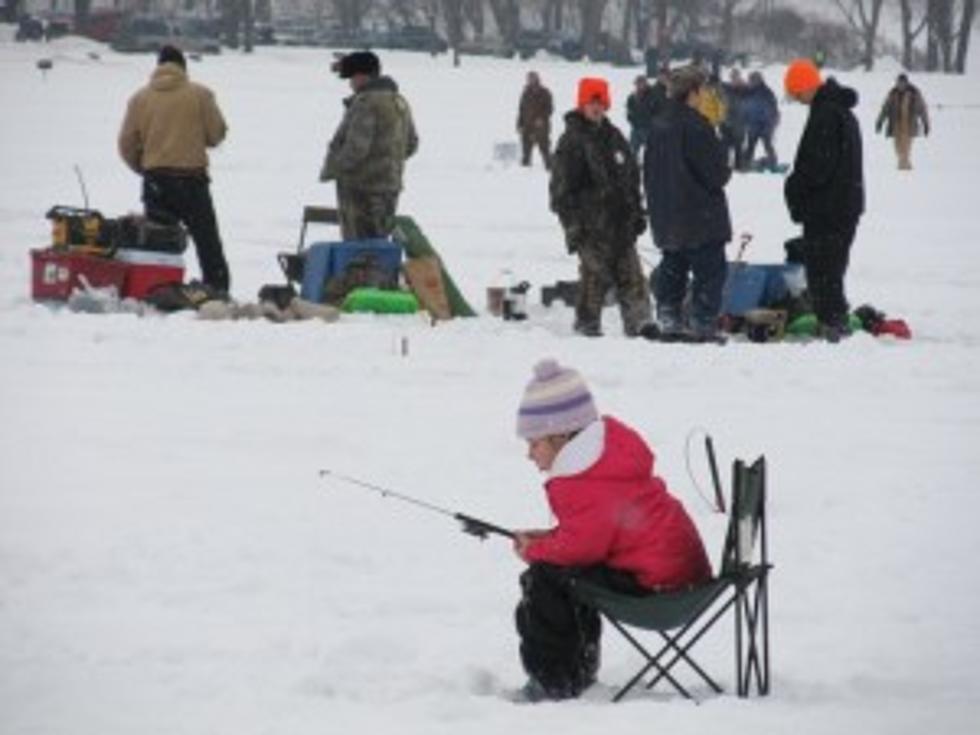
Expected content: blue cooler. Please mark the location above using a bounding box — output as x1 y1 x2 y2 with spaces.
299 239 403 303
722 263 804 316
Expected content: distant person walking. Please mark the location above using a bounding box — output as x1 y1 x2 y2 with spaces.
550 77 651 338
118 45 231 293
741 71 780 171
517 71 554 169
625 74 666 158
876 73 930 170
644 65 733 342
784 59 865 342
321 51 418 240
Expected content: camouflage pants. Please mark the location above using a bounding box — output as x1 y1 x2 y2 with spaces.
337 183 399 240
575 236 651 336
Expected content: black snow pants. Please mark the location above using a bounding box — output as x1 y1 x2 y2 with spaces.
143 171 230 293
515 563 645 698
803 223 856 329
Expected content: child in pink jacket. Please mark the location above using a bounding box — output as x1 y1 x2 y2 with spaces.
513 358 711 701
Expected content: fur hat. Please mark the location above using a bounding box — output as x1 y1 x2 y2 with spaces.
333 51 381 79
669 65 705 100
784 58 822 97
577 77 611 111
157 45 186 69
516 359 599 440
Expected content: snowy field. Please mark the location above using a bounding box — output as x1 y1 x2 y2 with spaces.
2 27 980 735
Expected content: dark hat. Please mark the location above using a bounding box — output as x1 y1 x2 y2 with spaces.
157 45 186 69
333 51 381 79
669 65 705 100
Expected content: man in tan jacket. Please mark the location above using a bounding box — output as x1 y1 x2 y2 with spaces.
118 46 231 293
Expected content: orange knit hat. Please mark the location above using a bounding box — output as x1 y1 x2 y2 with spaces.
577 77 611 110
784 58 822 97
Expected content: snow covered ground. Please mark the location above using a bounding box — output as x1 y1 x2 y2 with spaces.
2 28 979 735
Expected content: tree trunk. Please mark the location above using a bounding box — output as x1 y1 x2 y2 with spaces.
579 0 607 61
443 0 464 66
487 0 520 45
654 0 669 59
954 0 976 73
74 0 91 28
242 0 253 53
463 0 484 38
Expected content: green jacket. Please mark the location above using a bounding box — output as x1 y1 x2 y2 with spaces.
321 76 419 193
550 110 644 246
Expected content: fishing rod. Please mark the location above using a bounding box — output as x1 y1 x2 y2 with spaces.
318 469 515 540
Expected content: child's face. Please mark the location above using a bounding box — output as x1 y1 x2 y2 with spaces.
527 436 563 472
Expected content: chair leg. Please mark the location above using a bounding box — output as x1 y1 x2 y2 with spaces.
645 595 734 696
736 574 771 697
605 616 697 702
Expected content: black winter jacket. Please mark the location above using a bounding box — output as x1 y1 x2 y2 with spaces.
550 110 644 244
784 78 865 234
644 99 732 251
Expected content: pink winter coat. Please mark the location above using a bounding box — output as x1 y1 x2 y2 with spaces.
524 416 712 590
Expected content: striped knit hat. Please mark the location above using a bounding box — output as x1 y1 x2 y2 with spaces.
516 359 599 440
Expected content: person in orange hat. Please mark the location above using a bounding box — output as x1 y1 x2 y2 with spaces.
548 77 652 338
783 59 865 342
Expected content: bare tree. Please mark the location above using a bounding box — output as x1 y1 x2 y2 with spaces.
898 0 929 70
953 0 976 72
442 0 465 65
832 0 885 70
720 0 747 55
579 0 608 60
487 0 520 44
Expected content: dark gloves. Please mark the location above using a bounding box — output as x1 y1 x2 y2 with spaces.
564 224 587 254
875 120 883 134
923 123 930 137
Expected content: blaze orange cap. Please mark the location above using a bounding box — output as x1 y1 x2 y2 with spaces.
784 58 822 97
577 77 611 111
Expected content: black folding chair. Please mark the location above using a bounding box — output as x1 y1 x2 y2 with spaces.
572 455 771 703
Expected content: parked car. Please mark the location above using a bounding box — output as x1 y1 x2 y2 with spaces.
111 15 173 53
172 17 221 54
457 37 514 58
514 29 551 59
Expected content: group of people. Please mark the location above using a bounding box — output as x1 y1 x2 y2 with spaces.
117 47 418 296
117 47 927 342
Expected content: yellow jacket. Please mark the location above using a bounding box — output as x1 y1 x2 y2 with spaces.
696 85 727 128
118 63 227 174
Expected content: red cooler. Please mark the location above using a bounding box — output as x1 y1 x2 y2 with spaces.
31 248 129 301
114 250 185 299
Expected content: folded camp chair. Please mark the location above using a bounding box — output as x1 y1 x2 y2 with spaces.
572 455 771 703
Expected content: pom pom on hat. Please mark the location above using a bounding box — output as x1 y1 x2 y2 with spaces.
784 58 822 97
577 77 611 111
516 359 599 440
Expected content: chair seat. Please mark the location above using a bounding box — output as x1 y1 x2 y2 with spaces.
573 577 731 631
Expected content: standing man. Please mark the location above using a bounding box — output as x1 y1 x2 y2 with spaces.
721 68 748 170
550 77 651 338
118 45 230 293
625 74 665 158
741 71 780 171
644 65 732 342
784 59 865 342
876 73 930 170
321 51 418 240
517 71 554 169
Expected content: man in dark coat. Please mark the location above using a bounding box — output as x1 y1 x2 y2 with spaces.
876 73 930 170
741 71 780 171
517 71 554 169
784 59 865 341
721 68 747 170
549 77 651 338
625 73 666 158
644 65 732 340
321 51 419 240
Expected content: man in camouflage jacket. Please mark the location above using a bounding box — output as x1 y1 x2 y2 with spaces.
549 77 651 337
321 52 419 240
